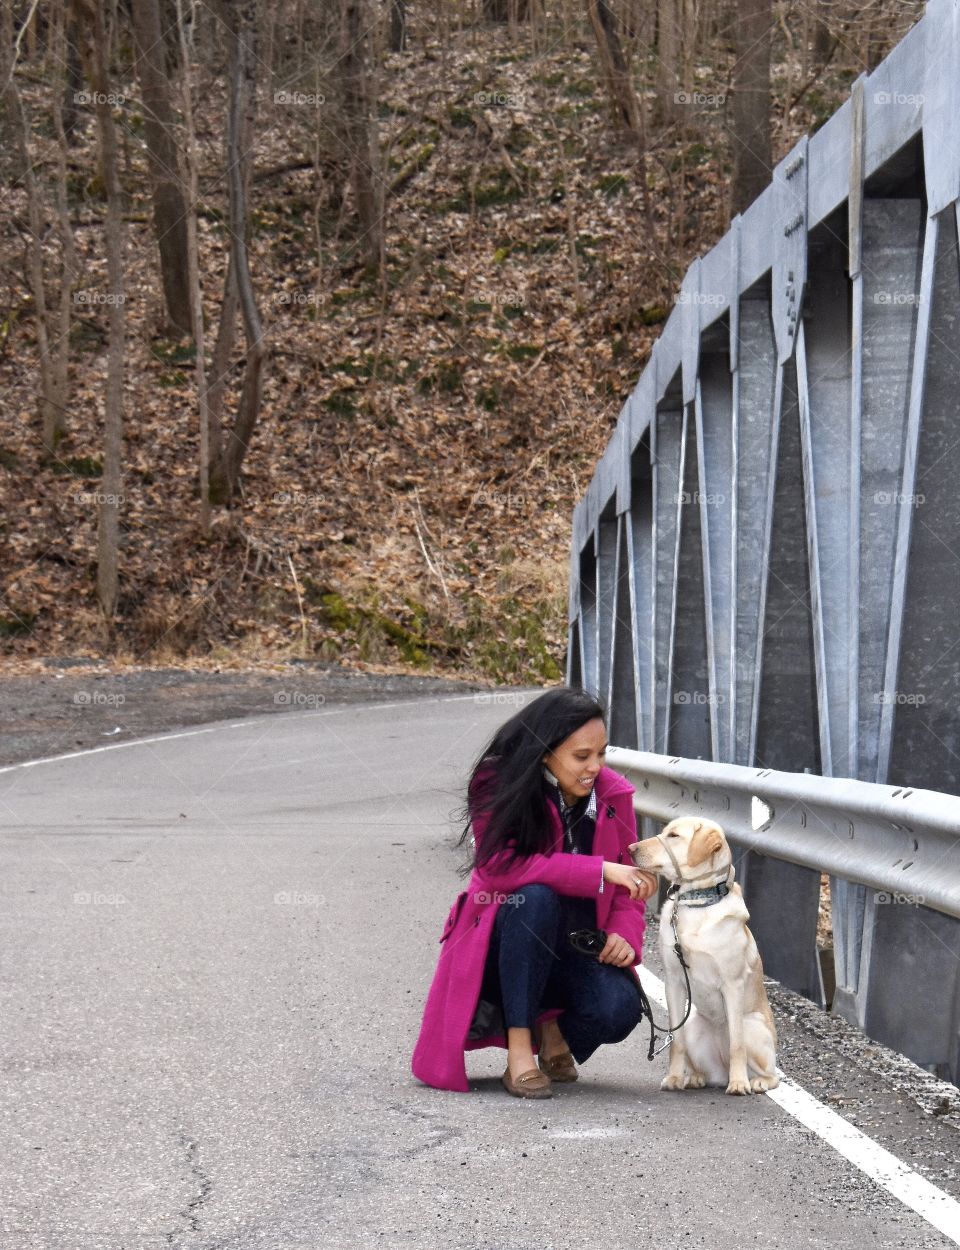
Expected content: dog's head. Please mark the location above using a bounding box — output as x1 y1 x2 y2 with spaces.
628 817 728 883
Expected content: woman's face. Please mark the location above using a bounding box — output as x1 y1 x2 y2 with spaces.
542 716 608 803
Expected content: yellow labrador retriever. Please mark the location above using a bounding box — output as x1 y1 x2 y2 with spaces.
629 817 779 1095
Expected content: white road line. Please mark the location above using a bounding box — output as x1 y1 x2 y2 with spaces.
0 690 497 777
637 964 960 1245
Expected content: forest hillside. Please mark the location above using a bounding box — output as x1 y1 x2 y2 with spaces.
0 1 923 680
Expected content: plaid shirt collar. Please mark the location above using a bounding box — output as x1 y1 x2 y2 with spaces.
542 765 598 822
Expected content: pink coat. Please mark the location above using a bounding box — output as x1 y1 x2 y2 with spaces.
410 765 646 1092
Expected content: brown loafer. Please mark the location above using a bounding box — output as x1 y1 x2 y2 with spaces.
538 1050 579 1082
502 1066 553 1099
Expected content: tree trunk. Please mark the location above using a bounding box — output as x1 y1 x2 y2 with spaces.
4 0 77 458
389 0 407 50
338 0 384 272
482 0 529 19
813 0 832 68
730 0 772 216
130 0 193 335
83 0 127 619
655 0 679 128
207 0 268 504
587 0 642 132
175 0 210 532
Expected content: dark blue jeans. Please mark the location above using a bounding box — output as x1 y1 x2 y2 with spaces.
478 883 643 1065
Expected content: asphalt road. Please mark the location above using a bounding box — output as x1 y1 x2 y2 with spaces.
1 689 958 1249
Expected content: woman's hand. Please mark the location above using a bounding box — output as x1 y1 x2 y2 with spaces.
603 861 658 900
598 931 636 966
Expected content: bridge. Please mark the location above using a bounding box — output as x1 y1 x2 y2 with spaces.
567 0 960 1088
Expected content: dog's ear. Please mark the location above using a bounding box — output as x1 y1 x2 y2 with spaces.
688 822 724 867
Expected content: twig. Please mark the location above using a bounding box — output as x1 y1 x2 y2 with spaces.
411 495 449 602
286 553 309 656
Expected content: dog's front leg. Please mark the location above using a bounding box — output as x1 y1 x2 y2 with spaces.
659 948 701 1091
721 977 751 1095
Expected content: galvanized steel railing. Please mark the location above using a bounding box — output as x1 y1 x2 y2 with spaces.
570 0 960 1082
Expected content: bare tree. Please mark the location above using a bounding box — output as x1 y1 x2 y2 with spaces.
130 0 193 335
389 0 408 51
730 0 772 216
4 2 76 455
588 0 643 132
175 0 210 531
69 0 127 617
206 0 268 504
337 0 384 271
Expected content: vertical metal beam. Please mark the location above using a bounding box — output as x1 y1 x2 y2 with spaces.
652 400 685 753
609 512 639 748
877 212 938 782
695 354 735 761
628 432 655 753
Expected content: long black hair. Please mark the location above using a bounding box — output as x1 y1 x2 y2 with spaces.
454 686 607 878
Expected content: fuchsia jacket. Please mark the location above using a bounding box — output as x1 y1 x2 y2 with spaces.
410 765 646 1092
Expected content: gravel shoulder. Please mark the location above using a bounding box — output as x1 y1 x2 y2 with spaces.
0 658 499 768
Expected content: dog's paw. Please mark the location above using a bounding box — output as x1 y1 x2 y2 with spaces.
725 1077 752 1095
684 1071 706 1089
750 1074 779 1092
661 1073 687 1092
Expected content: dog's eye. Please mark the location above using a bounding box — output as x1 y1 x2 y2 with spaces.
667 832 680 838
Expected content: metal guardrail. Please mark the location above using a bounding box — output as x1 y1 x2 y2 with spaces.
608 746 960 919
609 745 960 1083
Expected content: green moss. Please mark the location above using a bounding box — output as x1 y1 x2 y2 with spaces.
449 106 474 128
54 455 103 478
150 340 196 364
595 173 627 197
323 389 357 416
442 168 523 213
477 383 501 411
417 361 464 394
0 608 36 638
503 343 539 362
448 592 564 682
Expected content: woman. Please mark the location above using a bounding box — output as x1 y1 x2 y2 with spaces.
410 686 658 1097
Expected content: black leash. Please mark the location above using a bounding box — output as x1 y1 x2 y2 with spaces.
568 919 693 1061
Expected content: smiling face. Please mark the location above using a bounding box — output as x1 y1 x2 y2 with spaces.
541 716 607 805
